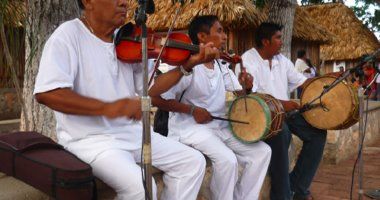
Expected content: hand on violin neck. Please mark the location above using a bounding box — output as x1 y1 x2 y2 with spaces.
182 42 219 71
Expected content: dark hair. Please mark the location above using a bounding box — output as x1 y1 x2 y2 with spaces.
188 15 219 45
255 22 283 48
77 0 84 10
297 49 306 58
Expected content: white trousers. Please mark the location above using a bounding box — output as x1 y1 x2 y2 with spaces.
65 133 206 200
178 126 271 200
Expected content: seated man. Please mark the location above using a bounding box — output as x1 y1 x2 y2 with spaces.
33 0 220 199
240 22 327 200
149 15 271 200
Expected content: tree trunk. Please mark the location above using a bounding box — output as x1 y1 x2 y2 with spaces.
21 0 80 139
267 0 297 59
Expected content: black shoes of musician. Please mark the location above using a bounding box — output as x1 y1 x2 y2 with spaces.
293 194 313 200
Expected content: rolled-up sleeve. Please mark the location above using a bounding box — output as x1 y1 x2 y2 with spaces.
34 36 78 94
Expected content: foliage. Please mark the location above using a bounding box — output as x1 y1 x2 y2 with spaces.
351 0 380 34
299 0 379 37
252 0 266 8
300 0 324 5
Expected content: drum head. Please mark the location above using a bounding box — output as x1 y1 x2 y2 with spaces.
228 95 271 143
301 76 357 130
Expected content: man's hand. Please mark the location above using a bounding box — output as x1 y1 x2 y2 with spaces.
280 100 300 112
192 106 212 124
238 69 254 91
182 42 220 71
103 98 142 120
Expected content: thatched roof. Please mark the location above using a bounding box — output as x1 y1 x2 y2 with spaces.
258 6 334 43
125 0 265 30
292 7 334 43
125 0 333 43
1 1 25 27
303 3 380 61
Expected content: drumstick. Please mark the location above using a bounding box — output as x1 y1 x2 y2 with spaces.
211 116 250 124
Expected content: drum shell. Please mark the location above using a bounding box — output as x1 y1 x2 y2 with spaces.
228 94 285 143
300 75 359 130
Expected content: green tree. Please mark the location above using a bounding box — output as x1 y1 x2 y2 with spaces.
299 0 379 37
351 0 380 35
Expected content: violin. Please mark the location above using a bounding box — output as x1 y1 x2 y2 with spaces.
114 23 241 66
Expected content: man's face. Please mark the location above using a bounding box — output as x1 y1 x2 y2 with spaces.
199 21 227 50
88 0 127 27
264 31 283 56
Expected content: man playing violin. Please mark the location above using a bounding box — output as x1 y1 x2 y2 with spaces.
149 15 271 200
33 0 220 199
239 22 327 200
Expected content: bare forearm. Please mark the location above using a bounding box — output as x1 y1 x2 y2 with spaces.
149 54 201 97
151 97 191 114
35 88 108 116
149 68 184 97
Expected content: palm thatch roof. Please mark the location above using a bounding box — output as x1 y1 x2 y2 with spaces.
125 0 333 43
292 7 334 43
0 1 25 27
303 3 380 61
125 0 265 30
257 6 334 43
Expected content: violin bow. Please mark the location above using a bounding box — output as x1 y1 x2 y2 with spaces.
148 1 185 86
240 62 249 112
222 53 249 113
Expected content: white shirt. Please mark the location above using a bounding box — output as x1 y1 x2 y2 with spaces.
295 58 309 74
295 58 316 78
239 48 306 100
34 19 145 148
161 60 242 141
303 66 316 79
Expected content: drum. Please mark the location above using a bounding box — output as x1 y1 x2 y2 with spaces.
300 75 359 130
228 93 285 143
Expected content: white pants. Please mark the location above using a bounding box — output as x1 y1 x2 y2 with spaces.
178 126 271 200
65 133 206 200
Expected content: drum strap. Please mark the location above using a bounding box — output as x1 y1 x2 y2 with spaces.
215 59 240 94
215 60 222 72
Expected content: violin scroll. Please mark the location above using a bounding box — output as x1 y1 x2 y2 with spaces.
220 52 242 64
